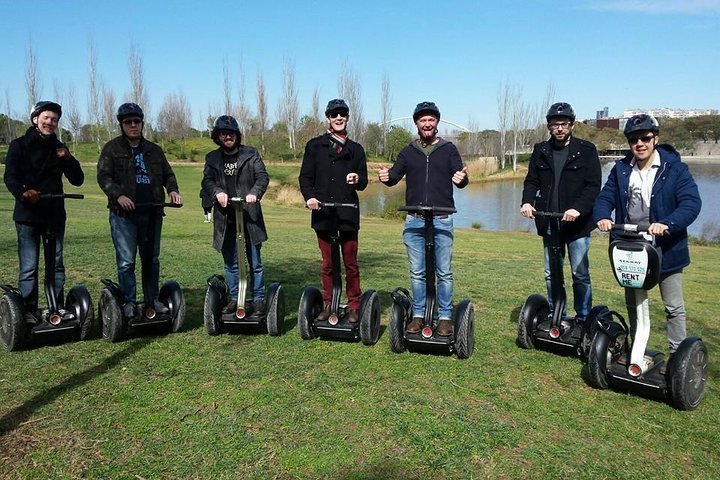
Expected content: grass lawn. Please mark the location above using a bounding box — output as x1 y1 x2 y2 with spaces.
0 164 718 479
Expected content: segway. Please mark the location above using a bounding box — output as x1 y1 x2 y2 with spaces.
517 211 592 357
297 202 381 345
387 205 474 359
99 202 185 342
1 193 94 351
586 222 708 410
204 196 285 336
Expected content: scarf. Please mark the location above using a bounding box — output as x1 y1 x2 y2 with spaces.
327 129 347 154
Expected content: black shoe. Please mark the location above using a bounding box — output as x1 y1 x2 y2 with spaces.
252 300 265 315
222 299 237 314
348 309 359 324
153 299 170 314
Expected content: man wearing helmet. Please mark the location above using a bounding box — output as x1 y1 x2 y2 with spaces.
521 102 601 321
594 114 701 356
378 101 469 337
97 102 183 317
201 115 270 314
4 101 84 314
299 99 368 324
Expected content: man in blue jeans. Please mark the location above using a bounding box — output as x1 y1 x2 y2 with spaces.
4 101 84 314
520 102 601 320
97 103 183 317
378 102 468 336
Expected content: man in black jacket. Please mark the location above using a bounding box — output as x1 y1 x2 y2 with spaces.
378 101 468 337
520 102 601 320
97 103 182 318
4 101 84 313
299 99 368 324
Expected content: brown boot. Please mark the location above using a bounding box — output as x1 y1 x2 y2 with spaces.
316 304 331 322
252 300 265 315
406 316 423 334
437 319 454 337
348 309 359 324
222 299 237 314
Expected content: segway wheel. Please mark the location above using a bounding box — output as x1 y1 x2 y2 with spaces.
265 282 285 336
669 337 708 411
388 301 407 354
160 280 185 333
99 287 125 342
587 325 625 390
66 285 96 340
454 299 475 359
359 290 381 346
203 285 224 336
298 286 322 340
517 293 548 350
0 293 27 352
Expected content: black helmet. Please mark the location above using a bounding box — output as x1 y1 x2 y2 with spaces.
413 101 441 122
624 114 660 137
325 99 349 117
546 102 575 122
30 101 62 120
116 102 145 122
211 115 241 145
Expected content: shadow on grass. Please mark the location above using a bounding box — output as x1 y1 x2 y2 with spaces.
0 337 153 437
336 460 426 480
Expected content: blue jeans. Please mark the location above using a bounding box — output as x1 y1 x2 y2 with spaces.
109 211 163 304
221 221 264 302
16 222 65 311
403 215 454 319
543 235 592 317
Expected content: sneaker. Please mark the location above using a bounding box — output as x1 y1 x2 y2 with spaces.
203 213 212 223
123 302 136 318
153 299 170 314
406 316 423 334
222 299 238 314
252 300 265 315
437 319 454 337
315 304 331 322
347 308 359 324
660 354 674 375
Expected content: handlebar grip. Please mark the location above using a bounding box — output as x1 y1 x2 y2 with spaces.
39 193 84 200
533 210 564 218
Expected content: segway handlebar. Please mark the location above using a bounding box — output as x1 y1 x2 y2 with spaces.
230 196 250 204
398 205 457 215
318 202 358 209
533 210 564 218
611 222 651 233
39 193 84 200
133 202 183 208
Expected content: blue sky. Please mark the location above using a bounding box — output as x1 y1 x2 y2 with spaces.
1 0 718 131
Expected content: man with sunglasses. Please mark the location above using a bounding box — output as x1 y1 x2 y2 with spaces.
521 102 601 322
97 102 183 318
299 99 368 324
594 113 701 357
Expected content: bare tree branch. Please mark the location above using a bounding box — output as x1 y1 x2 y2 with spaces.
380 72 392 155
25 40 42 116
87 39 103 153
128 43 149 120
337 59 365 142
280 55 298 152
256 69 267 151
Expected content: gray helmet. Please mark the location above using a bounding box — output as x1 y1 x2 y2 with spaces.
624 114 660 137
546 102 575 122
413 101 441 122
211 115 241 145
325 99 349 117
116 102 144 122
30 101 62 120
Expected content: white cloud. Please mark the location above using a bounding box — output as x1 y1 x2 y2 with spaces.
585 0 720 14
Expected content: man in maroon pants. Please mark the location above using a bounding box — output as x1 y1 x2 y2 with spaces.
298 99 369 323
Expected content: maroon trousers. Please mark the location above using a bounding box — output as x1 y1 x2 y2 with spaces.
316 230 361 309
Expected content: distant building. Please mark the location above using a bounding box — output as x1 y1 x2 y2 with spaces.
622 108 719 119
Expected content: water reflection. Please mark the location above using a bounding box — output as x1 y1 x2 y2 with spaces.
360 162 720 238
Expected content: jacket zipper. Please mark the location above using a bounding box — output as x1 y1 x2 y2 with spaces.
424 154 430 204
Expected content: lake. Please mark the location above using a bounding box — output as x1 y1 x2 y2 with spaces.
359 161 720 239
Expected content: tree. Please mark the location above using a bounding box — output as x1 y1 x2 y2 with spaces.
87 39 103 153
338 60 365 142
380 72 392 156
65 84 83 149
222 58 232 115
279 55 299 153
25 40 42 116
256 69 267 152
102 86 117 141
235 60 250 139
510 86 531 172
157 89 192 151
128 43 149 118
386 125 412 161
496 80 512 169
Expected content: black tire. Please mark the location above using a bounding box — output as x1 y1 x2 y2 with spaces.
517 294 548 350
298 286 322 340
159 280 185 333
100 287 125 342
79 302 96 341
66 285 96 341
265 283 285 336
587 326 625 390
669 337 708 411
388 301 407 354
203 286 223 336
0 294 27 352
359 290 381 346
454 300 475 359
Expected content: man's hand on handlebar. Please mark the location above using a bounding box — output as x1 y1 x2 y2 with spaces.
216 192 228 208
596 219 613 232
117 195 135 211
306 198 320 210
562 208 580 222
520 203 535 219
169 191 183 205
648 222 669 236
21 189 40 205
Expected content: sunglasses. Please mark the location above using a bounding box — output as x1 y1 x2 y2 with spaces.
548 121 571 130
328 111 348 119
122 119 143 125
628 134 655 144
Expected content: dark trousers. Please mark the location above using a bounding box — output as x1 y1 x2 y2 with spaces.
316 230 361 309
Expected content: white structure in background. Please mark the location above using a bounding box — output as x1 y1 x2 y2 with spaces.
622 108 719 119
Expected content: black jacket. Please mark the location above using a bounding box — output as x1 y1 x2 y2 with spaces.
299 133 368 231
521 136 601 241
97 136 179 214
201 145 269 249
4 127 84 230
382 139 468 208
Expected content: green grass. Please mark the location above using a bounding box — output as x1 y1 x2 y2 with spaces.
1 165 719 479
